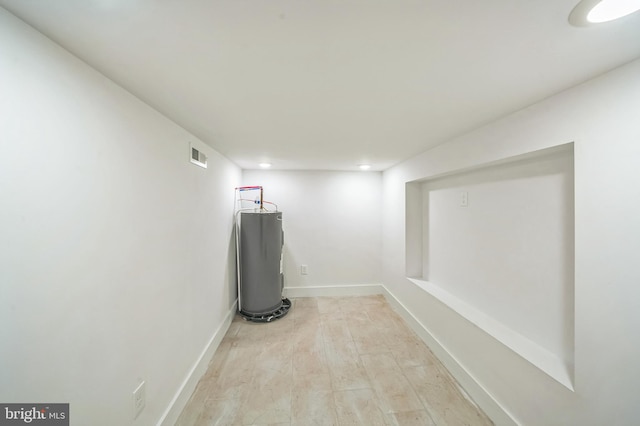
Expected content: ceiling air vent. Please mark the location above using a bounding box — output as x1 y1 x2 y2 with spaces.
190 143 207 168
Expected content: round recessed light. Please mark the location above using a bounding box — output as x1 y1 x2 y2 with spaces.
588 0 640 21
258 162 272 169
358 164 371 170
569 0 640 26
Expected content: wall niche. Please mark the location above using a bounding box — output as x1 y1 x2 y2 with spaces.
405 143 575 390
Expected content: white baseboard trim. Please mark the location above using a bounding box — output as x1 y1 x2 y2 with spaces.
380 287 519 426
284 284 384 298
157 300 238 426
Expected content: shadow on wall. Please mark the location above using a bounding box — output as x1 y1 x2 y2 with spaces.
282 244 303 289
226 227 238 307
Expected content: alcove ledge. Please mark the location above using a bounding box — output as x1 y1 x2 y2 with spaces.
406 277 574 391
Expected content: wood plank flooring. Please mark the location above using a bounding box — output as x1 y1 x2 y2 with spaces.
176 295 493 426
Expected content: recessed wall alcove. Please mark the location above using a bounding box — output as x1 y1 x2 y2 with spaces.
405 143 575 390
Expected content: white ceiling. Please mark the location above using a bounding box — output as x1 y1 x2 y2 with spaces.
2 1 639 171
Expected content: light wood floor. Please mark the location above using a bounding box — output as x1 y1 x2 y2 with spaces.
176 295 493 426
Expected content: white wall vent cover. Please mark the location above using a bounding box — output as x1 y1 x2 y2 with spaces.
190 142 207 168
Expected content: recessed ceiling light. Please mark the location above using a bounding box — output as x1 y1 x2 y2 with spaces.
569 0 640 26
589 0 640 21
358 164 371 170
259 162 271 168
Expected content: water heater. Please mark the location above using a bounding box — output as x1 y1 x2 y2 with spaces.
238 211 290 321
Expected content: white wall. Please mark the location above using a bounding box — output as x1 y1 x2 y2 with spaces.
383 58 640 425
242 170 382 293
0 8 240 426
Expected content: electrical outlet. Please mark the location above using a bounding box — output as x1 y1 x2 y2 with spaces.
133 381 146 419
460 191 468 207
300 264 308 275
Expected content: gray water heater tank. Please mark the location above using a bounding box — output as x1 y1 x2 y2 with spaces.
239 211 288 320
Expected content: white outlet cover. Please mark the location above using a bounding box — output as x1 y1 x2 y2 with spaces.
133 381 146 419
460 191 469 207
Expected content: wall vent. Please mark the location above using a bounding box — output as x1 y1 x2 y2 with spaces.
190 143 207 168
